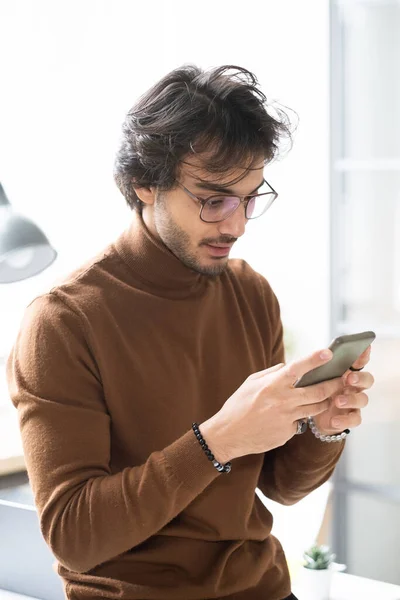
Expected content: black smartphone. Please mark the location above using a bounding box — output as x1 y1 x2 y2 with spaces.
294 330 376 388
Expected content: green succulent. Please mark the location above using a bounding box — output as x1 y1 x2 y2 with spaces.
303 544 336 570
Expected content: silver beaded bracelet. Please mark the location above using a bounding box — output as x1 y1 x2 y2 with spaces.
307 417 350 443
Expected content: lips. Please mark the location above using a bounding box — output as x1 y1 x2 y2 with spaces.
205 244 233 257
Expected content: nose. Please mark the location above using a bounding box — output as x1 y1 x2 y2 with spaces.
218 205 247 239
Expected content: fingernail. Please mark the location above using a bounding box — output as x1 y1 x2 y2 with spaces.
332 418 342 429
349 374 359 384
337 396 347 407
320 350 332 360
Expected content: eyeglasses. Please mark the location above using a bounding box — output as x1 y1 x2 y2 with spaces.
175 179 278 223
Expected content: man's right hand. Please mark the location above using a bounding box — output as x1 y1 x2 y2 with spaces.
200 349 345 464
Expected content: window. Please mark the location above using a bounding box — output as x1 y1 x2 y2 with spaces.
330 0 400 585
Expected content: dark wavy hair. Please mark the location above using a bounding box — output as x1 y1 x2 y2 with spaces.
114 64 296 212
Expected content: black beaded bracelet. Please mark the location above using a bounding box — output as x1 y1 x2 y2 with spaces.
192 423 232 474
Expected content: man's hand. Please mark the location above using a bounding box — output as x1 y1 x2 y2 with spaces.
199 348 346 463
313 345 374 435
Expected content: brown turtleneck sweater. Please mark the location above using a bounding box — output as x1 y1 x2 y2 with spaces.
6 210 344 600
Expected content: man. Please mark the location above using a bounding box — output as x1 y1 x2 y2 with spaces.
7 65 374 600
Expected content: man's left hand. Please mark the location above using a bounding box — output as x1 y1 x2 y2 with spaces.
313 345 375 435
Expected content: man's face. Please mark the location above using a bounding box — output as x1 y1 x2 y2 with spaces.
136 156 265 277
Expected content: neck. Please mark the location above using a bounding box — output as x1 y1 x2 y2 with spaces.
114 210 211 300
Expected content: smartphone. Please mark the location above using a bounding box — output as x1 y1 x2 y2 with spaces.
294 330 376 388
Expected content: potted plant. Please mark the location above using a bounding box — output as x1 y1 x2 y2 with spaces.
297 544 337 600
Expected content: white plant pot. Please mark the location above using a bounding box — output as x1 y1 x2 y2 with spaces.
296 563 346 600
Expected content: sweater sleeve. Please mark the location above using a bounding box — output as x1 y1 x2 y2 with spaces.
256 275 345 505
6 294 220 574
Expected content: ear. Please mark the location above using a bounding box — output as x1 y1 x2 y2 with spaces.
133 184 156 206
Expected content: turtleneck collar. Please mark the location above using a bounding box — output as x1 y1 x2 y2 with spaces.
114 210 212 299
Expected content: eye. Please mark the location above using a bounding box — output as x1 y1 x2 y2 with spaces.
208 198 225 208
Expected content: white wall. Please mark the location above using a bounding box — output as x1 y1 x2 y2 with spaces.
0 0 332 569
0 0 331 358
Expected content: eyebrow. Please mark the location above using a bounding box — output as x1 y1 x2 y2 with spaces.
194 179 265 195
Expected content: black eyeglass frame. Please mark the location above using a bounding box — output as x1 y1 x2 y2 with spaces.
175 179 278 223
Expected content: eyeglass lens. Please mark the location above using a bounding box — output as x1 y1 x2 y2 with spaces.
202 193 274 222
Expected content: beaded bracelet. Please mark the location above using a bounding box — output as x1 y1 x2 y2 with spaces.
308 416 350 443
192 422 232 474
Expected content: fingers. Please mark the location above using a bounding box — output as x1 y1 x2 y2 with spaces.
295 398 331 421
249 362 285 380
281 348 333 388
335 391 369 410
350 345 372 371
294 375 344 406
342 370 375 390
331 409 362 431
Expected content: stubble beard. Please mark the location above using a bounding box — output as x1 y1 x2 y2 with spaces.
154 195 229 278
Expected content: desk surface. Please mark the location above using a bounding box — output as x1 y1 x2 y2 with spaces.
294 571 400 600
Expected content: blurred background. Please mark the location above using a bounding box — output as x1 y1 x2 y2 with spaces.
0 0 399 598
